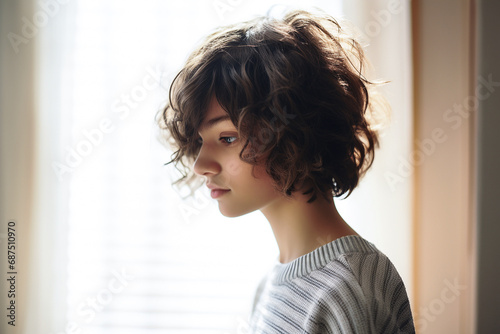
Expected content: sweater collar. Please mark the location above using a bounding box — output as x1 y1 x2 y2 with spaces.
270 235 376 284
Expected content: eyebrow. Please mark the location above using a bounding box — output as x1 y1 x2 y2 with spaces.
199 115 233 132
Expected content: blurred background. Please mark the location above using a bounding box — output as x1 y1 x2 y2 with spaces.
1 0 498 333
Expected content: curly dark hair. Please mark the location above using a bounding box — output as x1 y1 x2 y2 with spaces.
158 9 387 202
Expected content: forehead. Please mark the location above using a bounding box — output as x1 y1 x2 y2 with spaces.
205 96 227 118
199 96 232 132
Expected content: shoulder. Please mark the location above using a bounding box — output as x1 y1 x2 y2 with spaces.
307 247 414 333
302 252 376 333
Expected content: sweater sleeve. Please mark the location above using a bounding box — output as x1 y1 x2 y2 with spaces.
250 274 268 316
304 275 377 334
304 253 414 334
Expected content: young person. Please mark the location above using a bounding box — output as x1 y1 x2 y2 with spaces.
159 9 415 333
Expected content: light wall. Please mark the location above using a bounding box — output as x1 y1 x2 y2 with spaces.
412 0 476 333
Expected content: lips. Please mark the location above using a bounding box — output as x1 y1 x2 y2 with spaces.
210 189 230 199
206 183 230 199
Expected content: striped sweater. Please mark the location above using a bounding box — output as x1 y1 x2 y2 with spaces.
249 235 415 333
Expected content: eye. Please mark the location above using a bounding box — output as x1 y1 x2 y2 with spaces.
220 136 238 145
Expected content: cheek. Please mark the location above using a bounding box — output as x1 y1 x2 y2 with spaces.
217 157 247 188
229 161 269 189
226 158 244 177
240 164 279 200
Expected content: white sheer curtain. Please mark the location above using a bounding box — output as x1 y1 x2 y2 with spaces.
0 1 412 333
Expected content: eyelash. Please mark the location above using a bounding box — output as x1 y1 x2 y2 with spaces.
196 136 238 145
220 136 238 145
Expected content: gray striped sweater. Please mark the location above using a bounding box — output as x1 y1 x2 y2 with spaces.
249 235 415 333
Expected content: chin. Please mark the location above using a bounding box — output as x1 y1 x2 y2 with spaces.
219 208 245 218
218 204 253 218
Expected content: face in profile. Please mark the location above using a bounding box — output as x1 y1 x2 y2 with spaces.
193 97 283 217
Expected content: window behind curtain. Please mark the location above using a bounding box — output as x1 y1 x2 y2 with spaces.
65 1 342 333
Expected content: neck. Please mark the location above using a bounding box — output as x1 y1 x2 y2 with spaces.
260 190 358 264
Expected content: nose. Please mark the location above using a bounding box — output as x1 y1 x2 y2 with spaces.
193 145 221 176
